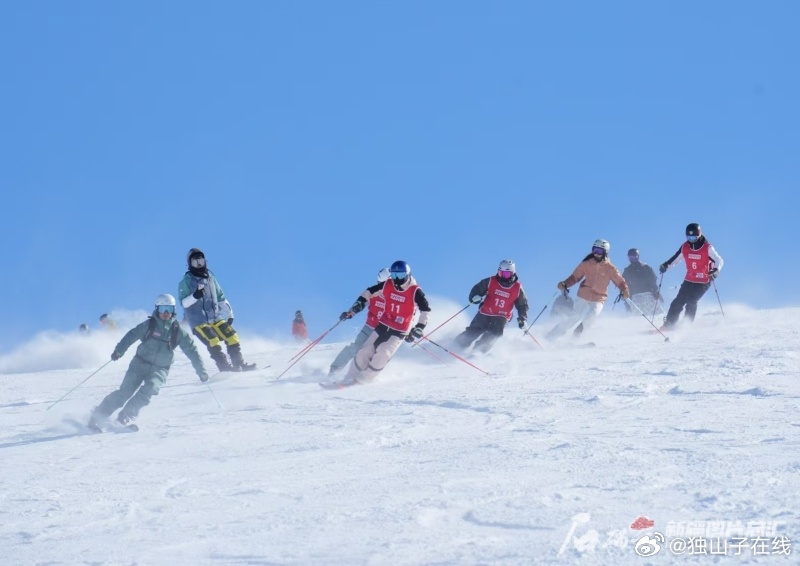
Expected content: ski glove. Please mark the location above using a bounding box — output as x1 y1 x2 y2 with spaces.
622 289 631 299
470 295 483 304
111 351 122 361
708 268 719 281
557 281 567 291
193 285 205 299
517 317 526 329
199 372 209 383
659 263 668 274
405 324 425 343
339 311 353 321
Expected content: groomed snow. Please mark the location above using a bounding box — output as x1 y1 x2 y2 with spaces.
1 301 798 565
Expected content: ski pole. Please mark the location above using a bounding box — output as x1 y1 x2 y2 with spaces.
288 320 342 362
415 341 450 366
423 337 490 376
205 381 223 409
712 279 725 318
651 273 664 323
522 291 558 335
412 303 471 348
612 292 623 311
625 298 670 342
46 360 113 411
523 330 544 350
287 336 320 362
278 319 342 379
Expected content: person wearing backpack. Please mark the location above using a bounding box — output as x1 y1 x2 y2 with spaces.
87 294 209 430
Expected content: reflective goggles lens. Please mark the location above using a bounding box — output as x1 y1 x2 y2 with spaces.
628 254 639 261
498 270 513 279
190 257 206 268
687 235 698 243
157 305 175 314
592 246 606 255
390 271 407 280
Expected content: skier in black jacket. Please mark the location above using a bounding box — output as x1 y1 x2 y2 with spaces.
622 248 664 318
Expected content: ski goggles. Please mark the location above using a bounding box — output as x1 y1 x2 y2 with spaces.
390 271 408 280
190 256 206 268
592 246 607 256
628 254 639 261
686 235 698 243
157 305 176 314
498 270 514 279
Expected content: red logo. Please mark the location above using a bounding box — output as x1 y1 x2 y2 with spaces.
630 516 655 530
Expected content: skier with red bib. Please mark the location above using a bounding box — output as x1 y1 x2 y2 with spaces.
659 223 724 330
328 268 391 376
332 260 431 386
455 259 529 354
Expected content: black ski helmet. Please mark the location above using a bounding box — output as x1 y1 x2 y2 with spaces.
685 223 702 237
187 248 207 276
627 248 639 256
187 248 205 264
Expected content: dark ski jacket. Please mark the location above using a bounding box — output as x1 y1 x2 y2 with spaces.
622 262 658 296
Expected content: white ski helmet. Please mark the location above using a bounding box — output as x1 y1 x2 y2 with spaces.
377 268 391 283
498 259 516 274
592 239 610 253
155 293 177 307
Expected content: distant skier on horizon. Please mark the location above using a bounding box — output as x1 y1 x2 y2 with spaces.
292 310 309 342
99 313 118 330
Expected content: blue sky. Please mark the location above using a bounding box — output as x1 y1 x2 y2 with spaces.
1 1 797 352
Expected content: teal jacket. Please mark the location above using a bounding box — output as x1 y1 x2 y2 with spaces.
113 312 209 380
178 270 233 328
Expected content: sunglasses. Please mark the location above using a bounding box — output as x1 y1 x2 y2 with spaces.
190 257 206 268
498 270 513 279
592 247 607 255
157 305 176 314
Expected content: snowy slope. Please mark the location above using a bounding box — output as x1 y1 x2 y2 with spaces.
1 304 798 565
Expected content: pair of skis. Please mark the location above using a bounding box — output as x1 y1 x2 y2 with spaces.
64 417 139 434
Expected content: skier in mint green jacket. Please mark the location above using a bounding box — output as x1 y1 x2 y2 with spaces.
88 294 209 430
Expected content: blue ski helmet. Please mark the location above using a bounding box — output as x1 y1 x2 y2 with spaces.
389 260 411 287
